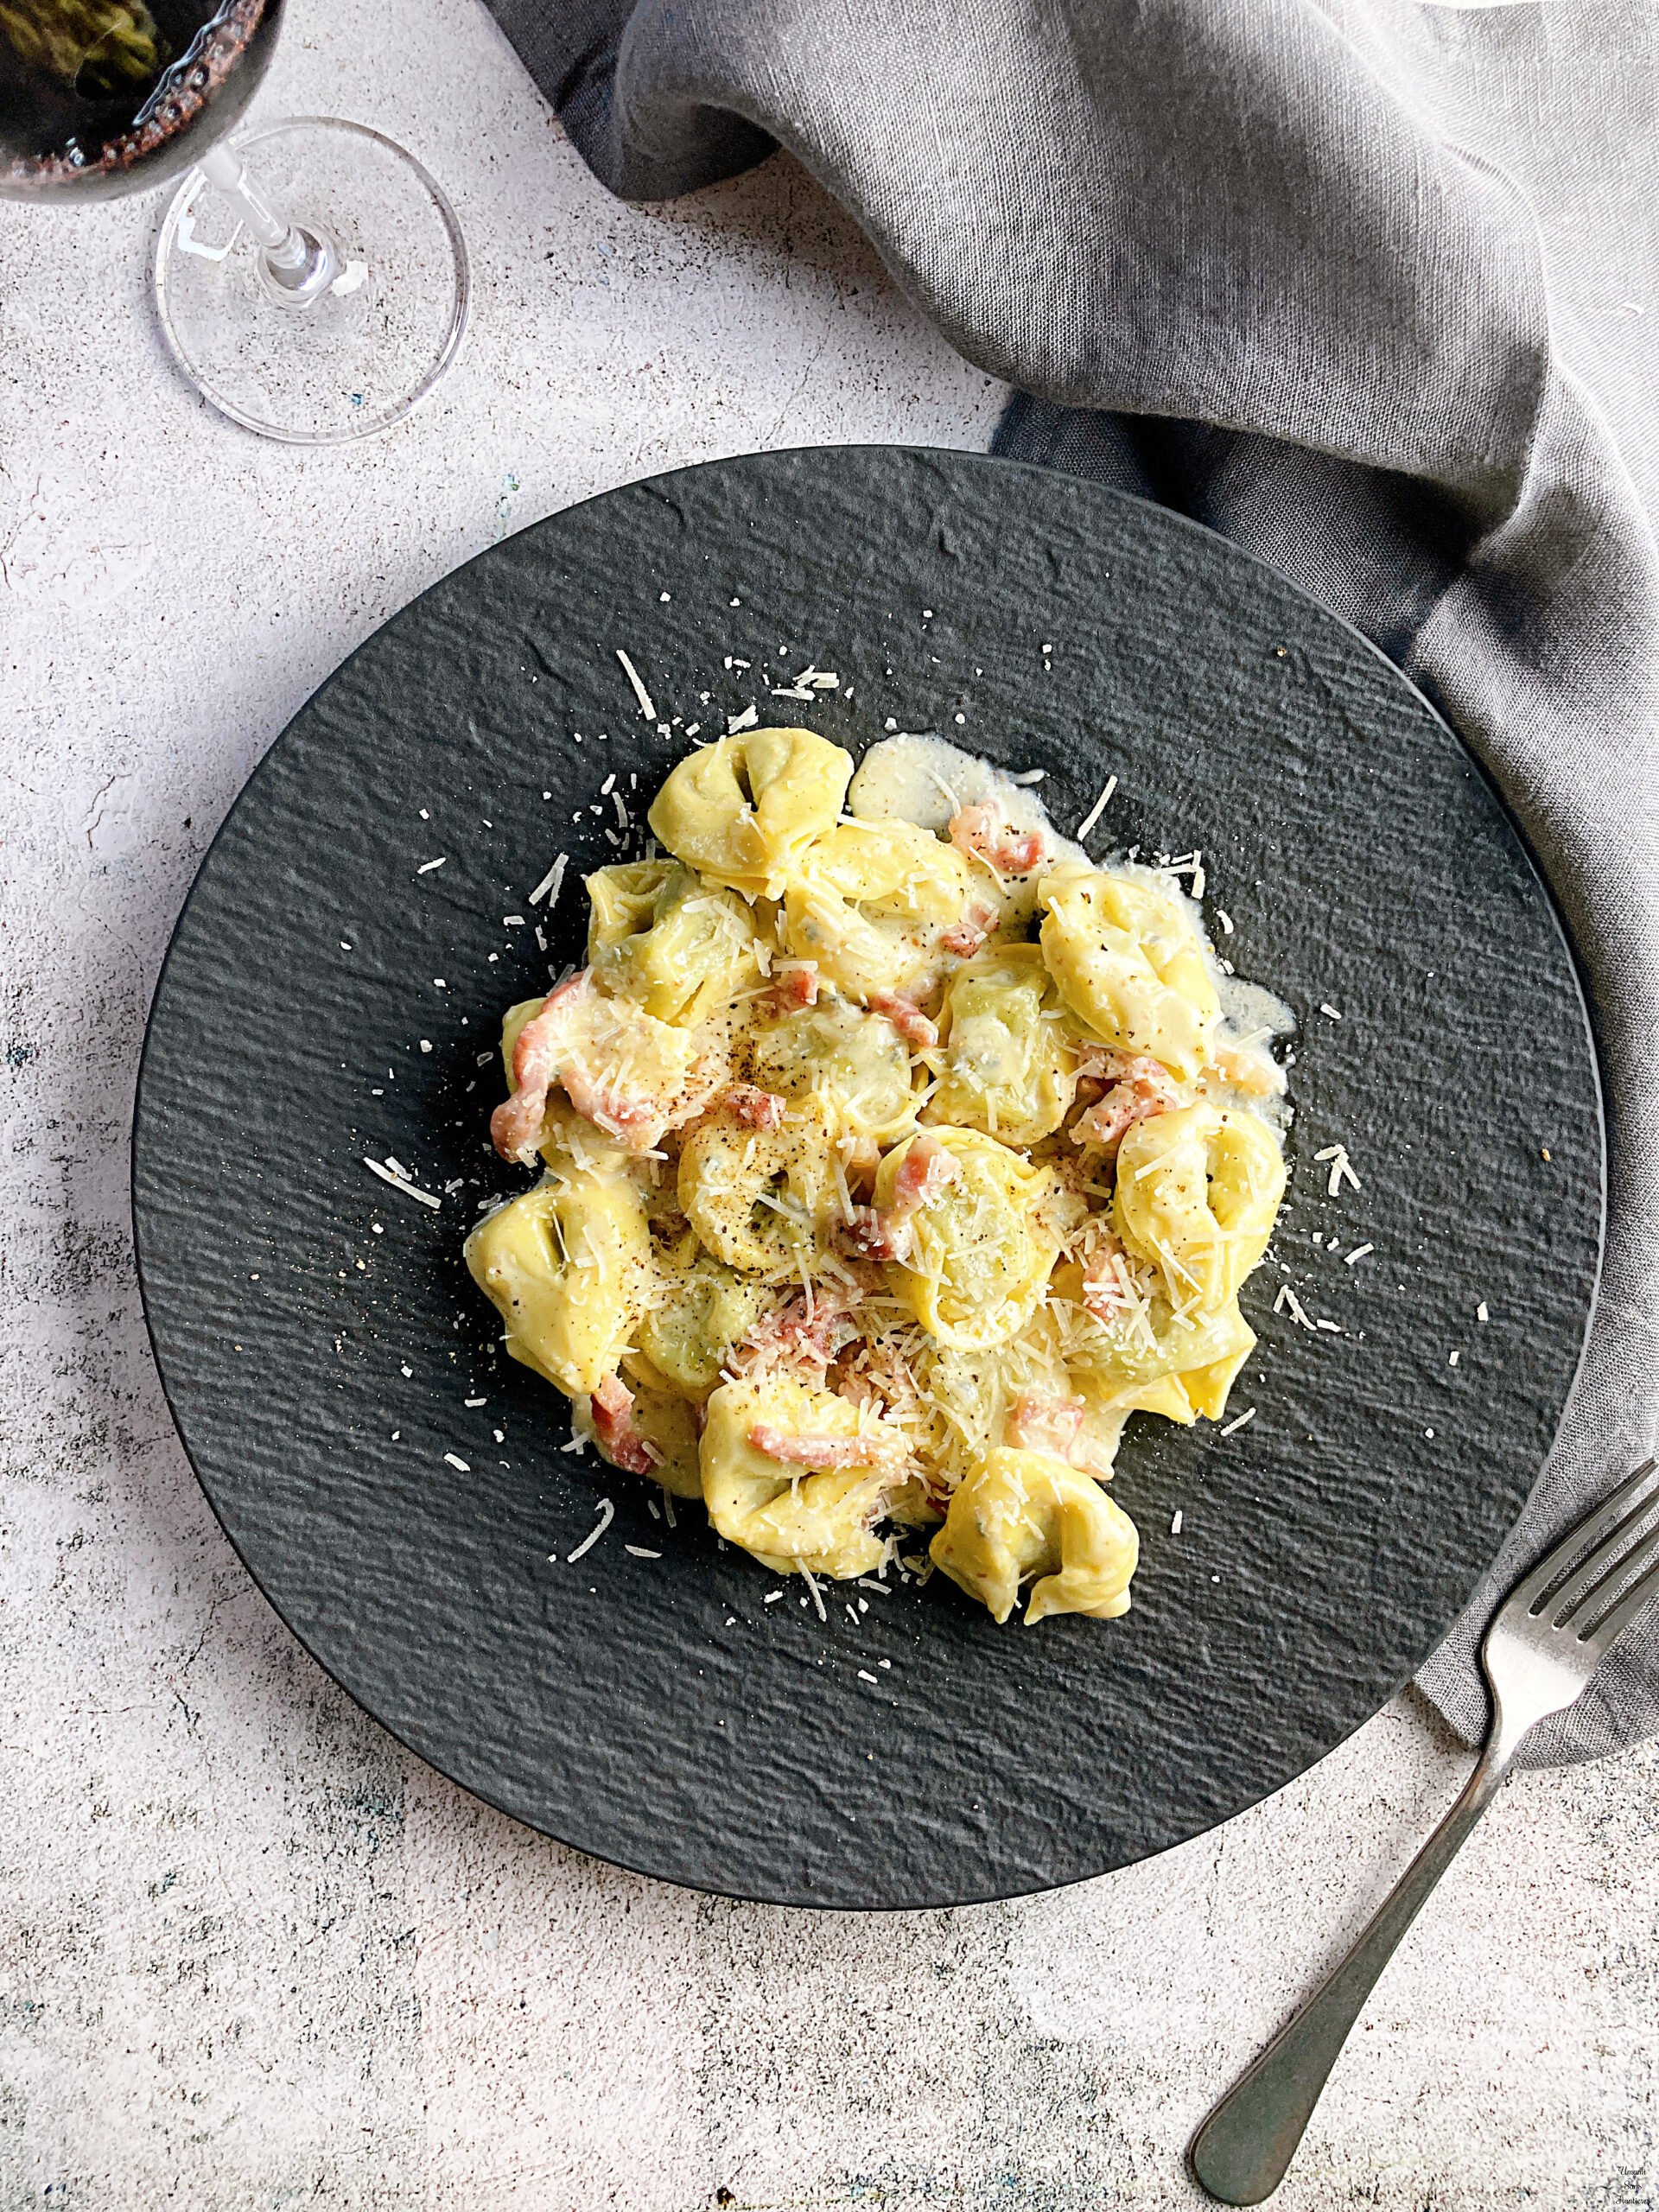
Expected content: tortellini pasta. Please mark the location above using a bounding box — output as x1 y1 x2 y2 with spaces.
497 976 701 1158
587 859 758 1027
782 820 976 1001
925 944 1076 1145
876 1128 1058 1351
619 1381 704 1499
469 728 1292 1637
636 1233 769 1401
1113 1103 1287 1312
746 996 915 1144
466 1170 651 1396
677 1091 839 1281
1039 863 1219 1081
930 1448 1141 1624
1057 1268 1258 1425
701 1378 899 1578
647 727 850 897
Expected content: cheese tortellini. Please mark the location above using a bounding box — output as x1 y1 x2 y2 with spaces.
877 1128 1058 1351
677 1091 839 1281
635 1234 769 1401
782 819 976 1001
1040 862 1219 1081
1058 1270 1259 1425
468 728 1293 1638
931 1448 1140 1625
1113 1103 1287 1312
745 996 916 1144
702 1378 899 1578
925 944 1076 1144
587 860 758 1027
647 727 849 898
466 1170 651 1396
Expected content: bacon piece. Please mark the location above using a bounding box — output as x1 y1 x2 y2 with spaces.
940 900 998 960
1008 1389 1084 1459
1210 1039 1287 1099
843 1206 907 1262
736 1290 859 1378
1007 1390 1117 1477
747 1421 901 1470
590 1372 657 1475
724 1084 787 1130
760 962 819 1016
891 1130 956 1214
840 1134 882 1204
1081 1236 1136 1325
949 802 1050 880
562 1065 663 1147
490 969 592 1162
1072 1044 1141 1084
491 969 708 1159
1007 1390 1086 1458
868 991 938 1051
1071 1057 1177 1157
843 1132 957 1262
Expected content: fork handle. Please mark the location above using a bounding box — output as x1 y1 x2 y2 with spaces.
1190 1736 1516 2204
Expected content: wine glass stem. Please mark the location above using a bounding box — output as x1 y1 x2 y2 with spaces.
199 143 338 302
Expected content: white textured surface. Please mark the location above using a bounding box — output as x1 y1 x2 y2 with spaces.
1 0 1656 2203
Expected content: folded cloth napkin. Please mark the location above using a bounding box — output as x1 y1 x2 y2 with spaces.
484 0 1659 1767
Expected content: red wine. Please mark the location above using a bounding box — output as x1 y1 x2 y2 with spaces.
0 0 283 201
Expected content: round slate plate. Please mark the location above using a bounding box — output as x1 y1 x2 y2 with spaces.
133 446 1602 1910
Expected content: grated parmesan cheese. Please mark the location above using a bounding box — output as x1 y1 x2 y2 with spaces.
1313 1143 1361 1196
615 648 657 720
529 853 569 909
566 1497 614 1563
363 1157 442 1209
1075 775 1116 841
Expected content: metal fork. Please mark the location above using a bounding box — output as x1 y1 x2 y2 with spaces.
1191 1457 1659 2206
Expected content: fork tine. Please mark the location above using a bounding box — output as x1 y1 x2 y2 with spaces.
1504 1459 1659 1620
1578 1545 1659 1656
1544 1484 1659 1628
1562 1522 1659 1635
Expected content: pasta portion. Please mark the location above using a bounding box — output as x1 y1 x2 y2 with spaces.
931 1448 1141 1624
466 728 1290 1630
925 944 1077 1145
874 1128 1058 1351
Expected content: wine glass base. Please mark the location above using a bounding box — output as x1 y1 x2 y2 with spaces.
154 117 468 445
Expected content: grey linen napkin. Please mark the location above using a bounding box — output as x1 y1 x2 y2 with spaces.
482 0 1659 1766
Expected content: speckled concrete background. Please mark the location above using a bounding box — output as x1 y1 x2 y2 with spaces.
2 0 1656 2203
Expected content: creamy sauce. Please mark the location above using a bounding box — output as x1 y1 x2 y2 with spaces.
849 732 1294 1123
849 733 1084 934
849 733 1085 861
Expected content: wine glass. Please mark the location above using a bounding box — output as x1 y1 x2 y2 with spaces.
0 0 468 442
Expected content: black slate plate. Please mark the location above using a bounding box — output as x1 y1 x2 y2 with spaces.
132 447 1602 1910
